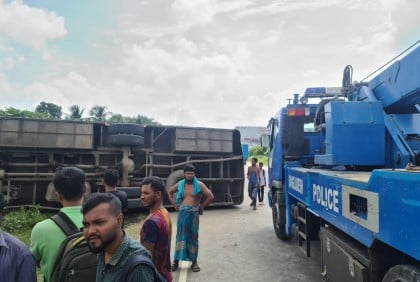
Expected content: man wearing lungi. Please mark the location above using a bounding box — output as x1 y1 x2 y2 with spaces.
168 164 214 273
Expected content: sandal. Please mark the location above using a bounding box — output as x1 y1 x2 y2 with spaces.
171 261 179 272
191 262 201 272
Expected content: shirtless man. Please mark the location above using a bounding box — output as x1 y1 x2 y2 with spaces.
168 164 214 273
247 157 260 210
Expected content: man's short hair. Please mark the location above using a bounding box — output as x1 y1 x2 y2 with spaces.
252 157 258 162
184 164 196 173
103 169 119 187
141 176 165 194
81 193 122 216
53 167 86 201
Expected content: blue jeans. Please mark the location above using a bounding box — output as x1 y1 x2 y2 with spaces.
248 183 258 207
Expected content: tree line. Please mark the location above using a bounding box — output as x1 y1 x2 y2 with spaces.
0 102 160 125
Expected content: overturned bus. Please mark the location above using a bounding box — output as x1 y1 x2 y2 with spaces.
0 118 245 210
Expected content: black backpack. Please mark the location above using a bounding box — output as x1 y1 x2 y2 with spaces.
50 212 97 282
120 254 166 282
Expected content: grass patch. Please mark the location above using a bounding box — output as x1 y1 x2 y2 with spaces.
2 207 52 245
2 207 52 281
2 207 148 245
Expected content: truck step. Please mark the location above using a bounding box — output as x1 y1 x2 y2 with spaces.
297 203 311 257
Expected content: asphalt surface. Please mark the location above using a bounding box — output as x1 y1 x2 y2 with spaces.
128 186 323 282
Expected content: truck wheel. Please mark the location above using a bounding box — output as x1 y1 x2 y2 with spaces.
108 134 144 146
383 265 420 282
272 191 290 241
108 123 145 136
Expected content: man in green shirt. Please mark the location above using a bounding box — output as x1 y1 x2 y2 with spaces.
82 193 154 282
30 167 86 282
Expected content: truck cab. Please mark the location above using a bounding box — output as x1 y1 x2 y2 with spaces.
264 87 343 192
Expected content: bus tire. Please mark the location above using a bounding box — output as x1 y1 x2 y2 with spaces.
165 170 184 190
108 123 145 136
383 265 420 282
272 190 290 241
108 134 144 146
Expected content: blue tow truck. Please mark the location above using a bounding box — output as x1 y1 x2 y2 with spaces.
262 42 420 281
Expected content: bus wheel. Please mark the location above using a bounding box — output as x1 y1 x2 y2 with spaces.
108 123 145 136
165 170 184 191
108 134 144 146
383 264 420 282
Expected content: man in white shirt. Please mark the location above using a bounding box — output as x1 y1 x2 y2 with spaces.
258 162 266 205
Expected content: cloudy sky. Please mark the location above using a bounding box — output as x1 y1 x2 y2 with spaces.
0 0 419 128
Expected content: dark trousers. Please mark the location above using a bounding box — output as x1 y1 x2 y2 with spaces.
258 185 265 202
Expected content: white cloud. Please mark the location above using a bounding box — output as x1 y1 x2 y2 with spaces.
23 72 95 112
0 53 25 70
0 72 13 93
0 0 67 51
173 0 218 26
172 0 254 31
234 0 342 18
0 0 419 128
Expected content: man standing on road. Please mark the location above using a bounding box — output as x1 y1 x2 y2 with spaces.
140 176 173 281
0 192 37 282
30 167 86 282
168 164 214 273
103 169 128 216
247 158 260 210
82 193 155 281
258 162 266 205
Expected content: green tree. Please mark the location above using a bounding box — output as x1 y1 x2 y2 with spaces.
249 145 268 156
248 145 269 165
134 114 159 125
65 105 85 120
35 102 62 119
0 107 49 119
89 105 111 122
108 113 160 125
108 114 134 123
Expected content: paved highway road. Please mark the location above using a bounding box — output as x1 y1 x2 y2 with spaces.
128 186 323 282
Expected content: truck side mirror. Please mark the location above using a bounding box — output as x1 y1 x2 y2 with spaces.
260 134 270 148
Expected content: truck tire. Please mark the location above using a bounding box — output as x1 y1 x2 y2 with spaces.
272 191 290 241
108 134 144 146
165 170 184 190
108 123 145 136
382 265 420 282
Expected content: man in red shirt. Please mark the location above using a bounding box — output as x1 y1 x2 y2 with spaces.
140 176 173 282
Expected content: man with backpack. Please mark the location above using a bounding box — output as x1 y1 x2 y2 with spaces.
30 167 87 282
82 193 162 282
